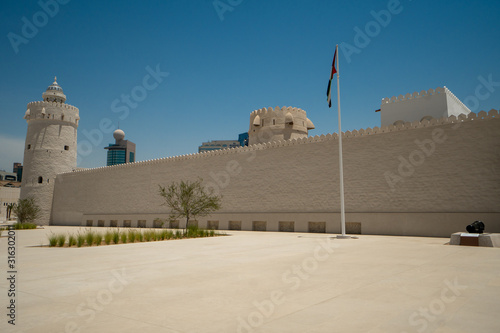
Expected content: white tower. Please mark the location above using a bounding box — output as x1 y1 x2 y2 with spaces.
20 77 79 225
248 106 315 145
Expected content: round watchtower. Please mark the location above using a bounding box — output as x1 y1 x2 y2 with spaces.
248 106 315 145
20 77 80 225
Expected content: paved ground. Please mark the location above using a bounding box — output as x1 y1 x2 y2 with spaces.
0 226 499 333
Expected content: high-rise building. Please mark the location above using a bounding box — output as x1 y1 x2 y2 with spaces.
13 162 22 182
238 132 249 147
105 129 136 166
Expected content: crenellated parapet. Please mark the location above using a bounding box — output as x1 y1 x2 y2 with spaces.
25 101 80 125
379 86 471 127
27 100 79 112
65 110 498 177
381 87 446 104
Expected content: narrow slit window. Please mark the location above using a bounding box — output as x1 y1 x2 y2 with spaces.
38 176 43 184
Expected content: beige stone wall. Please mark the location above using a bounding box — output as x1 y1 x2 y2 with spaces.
51 111 500 236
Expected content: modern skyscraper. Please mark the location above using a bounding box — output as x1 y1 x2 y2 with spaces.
105 129 136 166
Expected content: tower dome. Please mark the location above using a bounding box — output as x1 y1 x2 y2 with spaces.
42 76 67 103
113 129 125 141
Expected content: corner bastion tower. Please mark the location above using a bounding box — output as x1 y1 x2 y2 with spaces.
248 106 315 145
21 77 79 225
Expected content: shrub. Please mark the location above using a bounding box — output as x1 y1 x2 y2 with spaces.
48 233 58 247
175 230 182 239
166 230 174 239
94 232 103 246
104 231 113 245
137 230 144 242
209 229 215 237
120 232 127 244
13 196 40 224
68 235 76 247
57 234 66 247
85 230 94 246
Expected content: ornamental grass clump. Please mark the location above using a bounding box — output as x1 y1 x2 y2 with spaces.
128 229 136 243
175 230 182 239
14 222 37 229
68 234 76 247
104 231 113 245
112 230 120 244
57 234 66 247
158 230 167 240
137 230 144 242
144 230 155 242
94 232 103 246
76 233 85 247
85 230 94 246
120 232 127 244
48 233 58 247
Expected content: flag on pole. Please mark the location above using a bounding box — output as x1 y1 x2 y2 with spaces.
326 48 337 108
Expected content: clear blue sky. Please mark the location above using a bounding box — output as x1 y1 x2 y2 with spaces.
1 0 499 171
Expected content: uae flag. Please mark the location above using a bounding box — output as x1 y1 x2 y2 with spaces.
326 48 337 108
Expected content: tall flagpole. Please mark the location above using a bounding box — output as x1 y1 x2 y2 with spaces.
335 44 347 238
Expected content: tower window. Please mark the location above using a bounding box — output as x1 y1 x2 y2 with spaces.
27 144 31 150
64 145 69 151
273 119 276 125
261 119 264 126
38 176 43 184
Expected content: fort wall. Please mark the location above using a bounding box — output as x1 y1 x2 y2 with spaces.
51 110 500 236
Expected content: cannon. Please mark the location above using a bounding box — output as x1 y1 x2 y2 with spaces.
466 220 485 234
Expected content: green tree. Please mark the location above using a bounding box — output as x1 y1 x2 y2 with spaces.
158 179 222 232
6 203 16 220
13 196 41 224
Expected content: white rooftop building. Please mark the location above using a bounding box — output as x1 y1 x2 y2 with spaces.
378 86 471 126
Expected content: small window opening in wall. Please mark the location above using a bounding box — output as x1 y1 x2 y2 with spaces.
261 119 264 126
273 119 276 125
38 176 43 184
27 144 31 150
64 145 69 151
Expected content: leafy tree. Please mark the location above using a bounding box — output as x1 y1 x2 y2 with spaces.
13 196 41 224
158 179 222 232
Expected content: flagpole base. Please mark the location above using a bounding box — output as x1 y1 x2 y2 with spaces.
336 235 352 239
